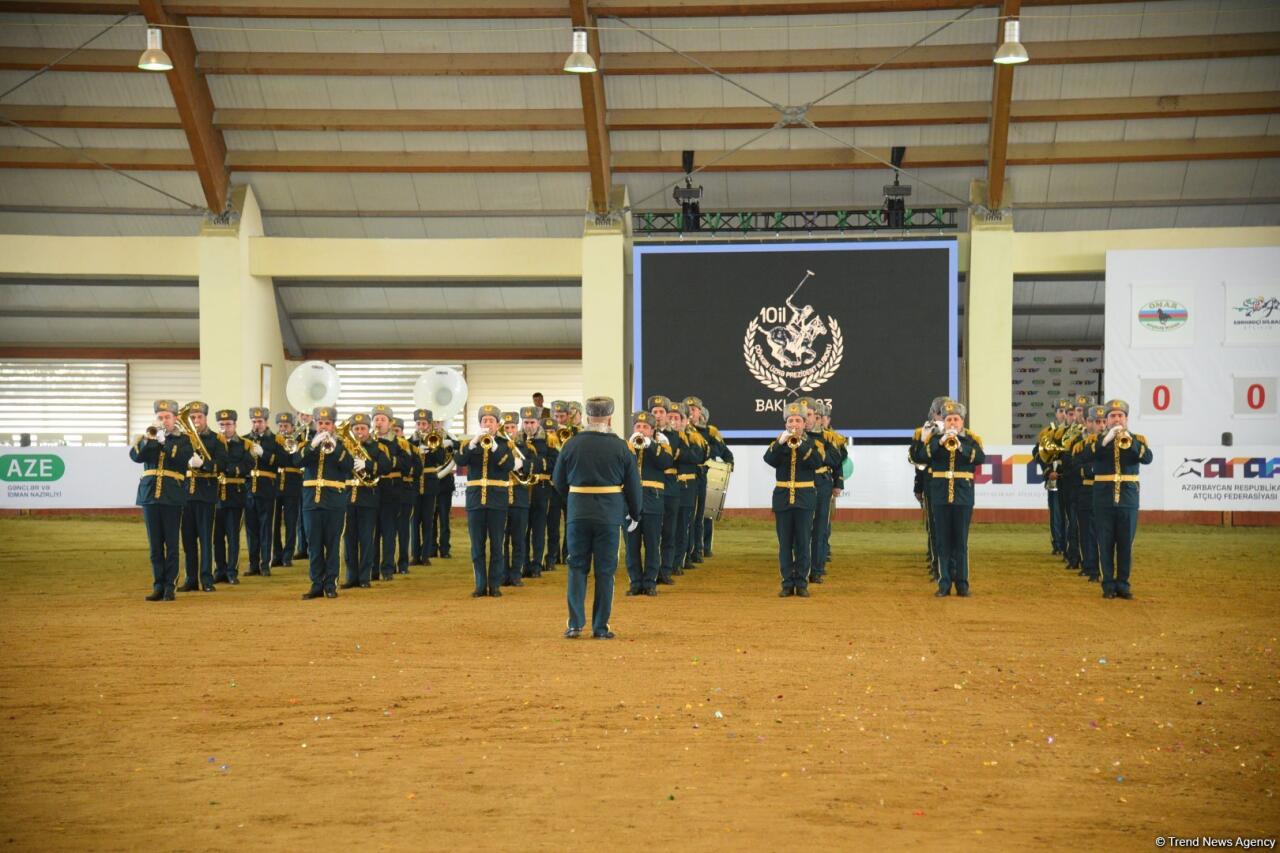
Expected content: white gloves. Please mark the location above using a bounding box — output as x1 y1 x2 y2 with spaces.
944 428 959 439
513 455 524 472
638 437 652 449
442 436 453 448
469 435 480 449
155 430 166 445
626 517 640 533
188 454 203 469
778 431 793 444
311 431 327 448
353 457 366 473
251 442 264 458
654 432 669 446
1102 425 1121 446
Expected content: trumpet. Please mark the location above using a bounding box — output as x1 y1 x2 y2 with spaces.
941 431 961 452
479 433 497 451
1116 430 1133 450
784 430 804 449
279 434 299 455
629 431 650 450
145 420 162 439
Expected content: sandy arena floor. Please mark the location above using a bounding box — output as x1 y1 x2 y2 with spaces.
0 516 1276 851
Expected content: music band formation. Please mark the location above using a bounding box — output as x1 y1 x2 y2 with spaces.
129 382 1153 635
129 391 739 639
909 393 1154 600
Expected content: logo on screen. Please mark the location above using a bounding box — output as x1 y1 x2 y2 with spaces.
1233 296 1279 319
1137 299 1188 331
743 270 844 396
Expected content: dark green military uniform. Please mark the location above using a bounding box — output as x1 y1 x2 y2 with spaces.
672 403 707 571
456 404 516 596
408 408 438 566
1069 404 1108 582
911 401 985 597
298 406 355 598
293 414 314 559
212 410 250 584
130 399 192 601
393 417 417 574
1092 399 1154 599
543 400 573 568
178 401 228 592
271 411 302 568
624 411 674 595
341 413 382 587
501 412 532 587
764 402 822 596
647 395 682 584
1036 399 1071 556
370 405 409 581
553 397 642 638
242 407 285 577
522 412 557 577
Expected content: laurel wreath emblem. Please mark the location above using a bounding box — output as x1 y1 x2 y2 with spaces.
743 316 844 394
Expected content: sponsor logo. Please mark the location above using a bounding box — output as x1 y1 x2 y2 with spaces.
0 453 65 482
1230 296 1280 333
1138 299 1189 332
1173 456 1279 479
744 270 843 397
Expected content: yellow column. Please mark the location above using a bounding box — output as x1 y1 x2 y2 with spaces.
198 185 287 415
579 188 629 436
966 214 1015 444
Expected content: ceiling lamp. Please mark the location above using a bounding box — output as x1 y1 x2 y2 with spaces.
993 19 1029 65
564 28 597 74
138 27 173 72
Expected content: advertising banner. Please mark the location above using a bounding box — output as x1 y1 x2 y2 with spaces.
4 445 1273 513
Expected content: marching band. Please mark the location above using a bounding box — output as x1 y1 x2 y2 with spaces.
128 367 1154 613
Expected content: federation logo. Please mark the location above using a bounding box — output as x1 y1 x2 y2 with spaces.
1233 296 1280 319
1138 299 1188 331
743 270 844 396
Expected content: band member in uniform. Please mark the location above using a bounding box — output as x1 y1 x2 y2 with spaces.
213 409 249 585
669 403 706 573
456 404 517 597
522 408 555 578
913 400 985 597
178 401 226 593
805 401 840 584
819 401 848 574
341 413 381 589
682 396 710 566
131 400 191 601
647 395 681 584
911 396 952 582
544 400 573 568
554 396 642 639
393 417 417 574
243 407 284 578
1093 399 1154 599
299 406 355 599
568 400 584 432
371 405 408 582
500 412 533 587
431 416 457 560
294 411 313 560
764 402 821 597
1036 399 1070 556
1057 395 1090 573
409 408 440 567
624 411 673 596
1069 403 1107 583
270 411 302 569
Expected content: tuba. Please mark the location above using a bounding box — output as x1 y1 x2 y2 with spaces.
413 366 468 425
286 360 341 413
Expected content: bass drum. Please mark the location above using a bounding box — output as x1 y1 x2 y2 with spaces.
704 459 733 522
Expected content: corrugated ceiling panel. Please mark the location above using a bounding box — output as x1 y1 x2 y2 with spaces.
0 70 174 106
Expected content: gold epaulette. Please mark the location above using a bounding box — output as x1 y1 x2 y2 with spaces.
1135 433 1148 444
708 425 722 441
814 439 825 456
966 430 984 447
913 427 923 441
686 428 707 448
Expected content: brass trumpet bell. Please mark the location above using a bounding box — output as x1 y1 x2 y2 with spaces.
942 433 961 452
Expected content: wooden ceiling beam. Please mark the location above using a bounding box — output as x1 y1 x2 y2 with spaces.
3 32 1276 76
138 0 228 212
5 136 1277 173
570 0 613 214
986 0 1019 210
0 0 1145 17
5 92 1277 132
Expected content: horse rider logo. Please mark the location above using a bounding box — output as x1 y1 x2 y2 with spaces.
743 270 844 396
